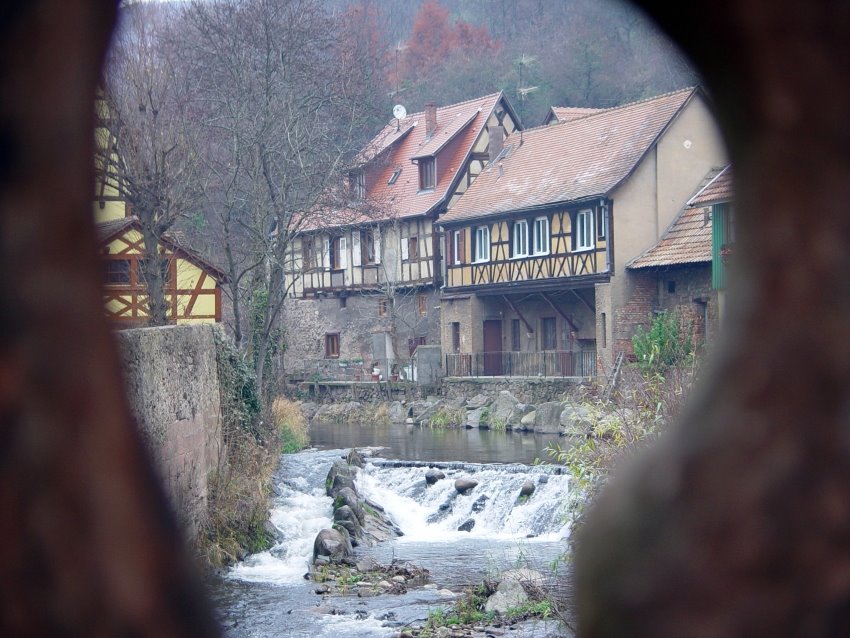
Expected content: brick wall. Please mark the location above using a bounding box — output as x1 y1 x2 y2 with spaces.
613 271 658 358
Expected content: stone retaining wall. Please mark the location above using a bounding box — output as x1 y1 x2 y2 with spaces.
441 376 589 404
115 324 223 537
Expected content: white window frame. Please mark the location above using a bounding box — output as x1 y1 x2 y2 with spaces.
473 226 490 263
512 219 529 258
532 216 550 255
576 209 594 251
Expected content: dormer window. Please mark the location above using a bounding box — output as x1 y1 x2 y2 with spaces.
418 158 435 190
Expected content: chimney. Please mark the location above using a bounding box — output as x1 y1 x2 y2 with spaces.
425 102 437 138
488 124 504 162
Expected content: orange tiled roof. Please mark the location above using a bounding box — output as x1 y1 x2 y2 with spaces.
441 87 699 225
548 106 606 123
302 93 508 231
688 164 733 206
628 166 727 269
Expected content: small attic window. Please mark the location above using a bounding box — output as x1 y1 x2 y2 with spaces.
419 158 435 190
388 168 402 185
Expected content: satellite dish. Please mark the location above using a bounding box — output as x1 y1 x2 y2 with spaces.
392 104 407 120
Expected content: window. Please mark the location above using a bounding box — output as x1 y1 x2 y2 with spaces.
575 209 594 251
104 259 130 285
532 216 550 255
667 280 676 294
324 333 340 358
542 317 557 350
601 312 607 348
451 229 465 265
418 294 427 316
511 319 521 351
361 228 377 264
330 235 347 270
419 158 435 190
596 204 608 240
407 236 419 261
388 168 401 185
512 220 529 258
301 238 315 272
352 170 365 199
451 322 461 353
474 226 490 262
408 335 427 356
378 298 388 316
339 296 347 309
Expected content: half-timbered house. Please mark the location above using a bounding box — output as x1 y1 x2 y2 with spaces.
438 87 727 376
283 93 521 379
94 109 226 326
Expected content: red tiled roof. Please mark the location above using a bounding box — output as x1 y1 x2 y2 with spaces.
628 166 726 269
302 93 508 231
688 164 733 206
548 106 606 123
441 87 699 225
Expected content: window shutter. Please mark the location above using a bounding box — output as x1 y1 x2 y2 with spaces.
374 227 382 264
458 229 465 265
352 231 361 267
446 230 454 265
339 236 347 269
322 237 330 270
508 222 514 258
401 233 409 261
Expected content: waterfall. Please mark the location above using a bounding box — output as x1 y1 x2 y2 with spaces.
227 449 571 587
356 462 571 541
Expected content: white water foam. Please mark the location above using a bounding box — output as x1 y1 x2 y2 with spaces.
228 482 332 585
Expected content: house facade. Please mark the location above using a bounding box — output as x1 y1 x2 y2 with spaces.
282 93 521 380
94 111 226 326
438 87 728 376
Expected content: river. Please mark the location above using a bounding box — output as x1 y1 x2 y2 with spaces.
213 422 574 637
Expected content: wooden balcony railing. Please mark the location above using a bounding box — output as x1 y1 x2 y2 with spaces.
445 350 596 378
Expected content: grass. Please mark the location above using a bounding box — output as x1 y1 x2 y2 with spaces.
272 397 309 453
427 406 466 429
373 403 392 426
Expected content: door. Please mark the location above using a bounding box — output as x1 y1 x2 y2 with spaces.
483 319 503 375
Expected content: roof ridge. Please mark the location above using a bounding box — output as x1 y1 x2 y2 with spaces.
398 92 502 120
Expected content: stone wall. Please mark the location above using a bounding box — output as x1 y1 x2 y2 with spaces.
115 325 222 536
441 376 587 404
654 265 717 345
283 288 441 378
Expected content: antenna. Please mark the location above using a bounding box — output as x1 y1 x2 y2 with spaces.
516 54 538 145
392 104 407 131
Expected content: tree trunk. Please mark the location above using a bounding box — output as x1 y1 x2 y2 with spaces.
140 222 170 326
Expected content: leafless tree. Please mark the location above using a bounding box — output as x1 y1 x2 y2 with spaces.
182 0 388 392
98 3 201 325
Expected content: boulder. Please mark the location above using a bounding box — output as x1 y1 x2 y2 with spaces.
346 448 366 468
560 404 593 437
300 401 319 421
509 403 536 429
409 400 442 424
425 468 446 485
313 528 353 563
518 410 537 431
454 478 479 494
533 402 563 434
326 460 356 497
333 505 362 540
490 391 519 424
334 487 365 523
484 568 545 614
466 393 490 409
458 519 475 532
465 406 485 429
538 474 549 484
388 401 407 423
471 494 489 513
519 480 536 498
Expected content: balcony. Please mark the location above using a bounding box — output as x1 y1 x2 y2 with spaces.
445 350 597 378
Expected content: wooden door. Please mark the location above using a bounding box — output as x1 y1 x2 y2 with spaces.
483 319 503 375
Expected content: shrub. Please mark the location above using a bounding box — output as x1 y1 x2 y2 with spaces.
427 406 466 428
632 310 696 371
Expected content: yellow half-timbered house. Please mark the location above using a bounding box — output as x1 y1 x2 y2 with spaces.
94 107 226 327
439 87 727 376
283 93 522 379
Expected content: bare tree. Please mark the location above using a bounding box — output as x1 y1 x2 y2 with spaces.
182 0 388 392
99 3 201 325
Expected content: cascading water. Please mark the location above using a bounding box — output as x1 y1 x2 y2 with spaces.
216 445 574 637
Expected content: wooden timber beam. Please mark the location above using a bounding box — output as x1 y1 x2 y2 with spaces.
502 295 534 333
570 288 596 314
541 292 579 332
